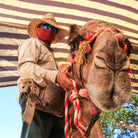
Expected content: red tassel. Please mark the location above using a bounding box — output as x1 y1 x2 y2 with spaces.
91 107 98 114
127 68 131 73
84 32 94 41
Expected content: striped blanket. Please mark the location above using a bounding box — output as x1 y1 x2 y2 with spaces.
0 0 137 94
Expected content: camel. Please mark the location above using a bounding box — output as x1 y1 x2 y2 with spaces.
64 19 132 137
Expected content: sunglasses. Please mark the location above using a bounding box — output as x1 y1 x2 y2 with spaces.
39 24 57 33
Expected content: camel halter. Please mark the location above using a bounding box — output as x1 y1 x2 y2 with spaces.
64 78 100 138
65 29 131 138
68 28 131 72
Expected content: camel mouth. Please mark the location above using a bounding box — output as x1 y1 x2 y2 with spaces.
85 82 131 112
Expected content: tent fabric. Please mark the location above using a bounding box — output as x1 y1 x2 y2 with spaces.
0 0 137 94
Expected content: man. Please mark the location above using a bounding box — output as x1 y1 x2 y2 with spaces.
17 13 73 138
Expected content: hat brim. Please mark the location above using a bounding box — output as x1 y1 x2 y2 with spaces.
28 18 68 43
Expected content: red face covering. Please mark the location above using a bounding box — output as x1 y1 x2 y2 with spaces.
36 28 56 46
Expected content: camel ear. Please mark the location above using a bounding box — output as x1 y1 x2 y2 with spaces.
116 29 132 57
67 24 80 44
124 38 132 57
69 24 79 36
67 25 84 53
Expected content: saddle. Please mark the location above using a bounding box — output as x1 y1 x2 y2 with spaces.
21 79 65 124
36 85 65 117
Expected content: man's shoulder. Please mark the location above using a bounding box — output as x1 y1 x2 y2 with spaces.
21 38 44 48
23 38 41 44
18 38 43 52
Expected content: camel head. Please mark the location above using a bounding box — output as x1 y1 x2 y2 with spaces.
67 20 132 112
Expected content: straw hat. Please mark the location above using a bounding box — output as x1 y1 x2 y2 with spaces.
28 13 68 43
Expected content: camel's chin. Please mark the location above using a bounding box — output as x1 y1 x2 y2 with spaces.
86 83 131 112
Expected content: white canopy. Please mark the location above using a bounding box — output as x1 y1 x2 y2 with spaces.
0 0 137 94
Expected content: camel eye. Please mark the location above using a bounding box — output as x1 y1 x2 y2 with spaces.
71 43 77 51
71 44 75 49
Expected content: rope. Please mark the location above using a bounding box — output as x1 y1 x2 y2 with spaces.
65 91 72 138
70 80 81 127
65 80 90 138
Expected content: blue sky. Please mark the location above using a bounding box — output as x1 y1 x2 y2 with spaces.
0 86 22 138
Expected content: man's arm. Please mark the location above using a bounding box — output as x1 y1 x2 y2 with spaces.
18 38 59 87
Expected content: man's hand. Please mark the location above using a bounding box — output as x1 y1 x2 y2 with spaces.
56 72 73 91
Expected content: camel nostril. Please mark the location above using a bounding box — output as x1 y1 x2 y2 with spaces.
94 56 107 69
120 58 130 71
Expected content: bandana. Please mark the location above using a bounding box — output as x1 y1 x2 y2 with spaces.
36 28 56 46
